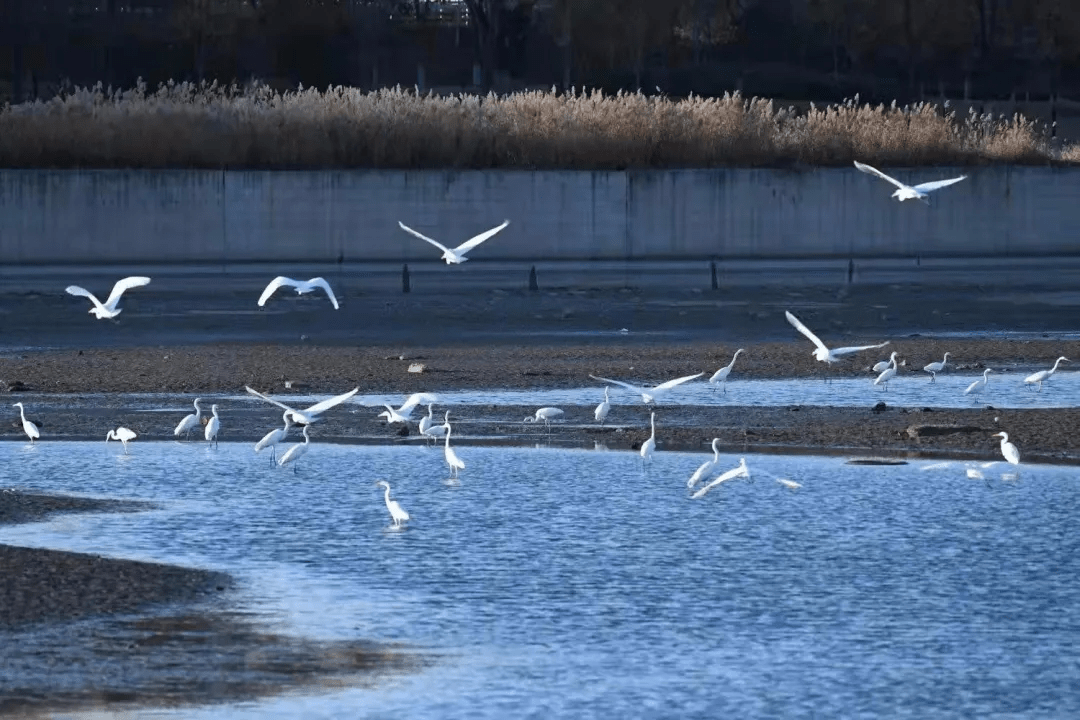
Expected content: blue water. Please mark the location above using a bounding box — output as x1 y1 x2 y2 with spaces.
3 441 1080 719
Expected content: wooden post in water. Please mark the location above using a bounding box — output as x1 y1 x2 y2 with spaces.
529 265 539 292
402 264 411 293
710 260 719 290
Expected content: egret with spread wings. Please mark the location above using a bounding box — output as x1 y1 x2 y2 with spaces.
398 220 510 264
785 311 889 365
66 276 151 319
257 276 340 310
589 372 704 404
854 161 967 204
245 386 359 425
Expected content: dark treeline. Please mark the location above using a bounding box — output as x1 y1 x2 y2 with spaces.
2 0 1079 104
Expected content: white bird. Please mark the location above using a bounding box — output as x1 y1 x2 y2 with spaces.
278 425 311 472
12 402 40 443
708 349 744 392
964 369 993 399
204 404 221 447
872 355 894 374
776 478 802 489
257 276 340 310
992 431 1020 466
873 352 899 391
373 392 439 424
398 220 510 264
589 373 704 405
173 398 203 439
854 160 968 204
418 404 436 437
254 411 293 464
785 311 889 365
375 480 410 528
594 387 611 425
444 422 465 480
105 427 137 454
923 352 951 382
691 458 750 499
245 386 359 425
423 410 451 443
687 438 722 489
1024 356 1069 391
640 412 657 464
523 407 564 429
65 276 151 320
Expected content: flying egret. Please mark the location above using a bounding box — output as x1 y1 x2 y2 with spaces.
372 392 439 424
854 160 968 204
245 386 359 425
174 398 203 440
65 276 151 320
873 352 899 391
398 220 510 264
423 410 451 443
594 387 611 426
640 412 657 465
204 404 221 447
923 353 951 382
254 411 293 464
589 373 704 405
444 422 465 480
785 311 889 366
278 425 311 473
992 431 1020 466
708 349 745 392
257 276 340 310
375 480 411 528
1024 356 1069 391
964 369 993 400
691 458 750 499
105 427 137 454
12 403 40 443
523 407 564 430
687 438 722 489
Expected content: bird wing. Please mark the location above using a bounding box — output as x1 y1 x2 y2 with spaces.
830 341 890 357
854 161 908 190
912 176 967 194
652 372 705 392
65 285 104 310
453 220 510 255
258 277 299 307
245 385 297 414
303 387 360 415
306 277 340 309
589 375 643 394
400 392 439 412
398 222 452 254
103 276 151 309
784 311 830 354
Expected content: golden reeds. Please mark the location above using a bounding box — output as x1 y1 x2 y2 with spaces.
0 80 1069 168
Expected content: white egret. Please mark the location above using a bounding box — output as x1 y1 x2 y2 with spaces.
65 276 151 320
257 276 340 310
923 352 951 382
245 386 359 425
278 425 311 473
444 422 465 480
398 220 510 264
873 352 899 391
423 410 451 443
640 412 657 464
992 431 1020 466
776 478 802 489
872 354 894 374
523 407 564 429
375 480 411 528
372 392 439 424
174 398 203 440
594 387 611 426
418 405 435 437
1024 356 1069 391
854 160 968 204
589 372 704 405
687 438 722 489
691 458 750 499
105 427 137 454
785 311 889 366
963 369 993 400
708 349 744 392
254 411 293 464
204 404 221 447
12 402 40 443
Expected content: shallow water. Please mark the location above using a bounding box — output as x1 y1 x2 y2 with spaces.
3 441 1080 718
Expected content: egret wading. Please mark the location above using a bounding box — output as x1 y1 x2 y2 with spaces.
991 432 1021 466
594 387 611 426
964 369 993 401
255 411 293 464
204 404 221 447
12 402 40 443
923 353 951 382
174 398 203 440
523 407 564 430
640 412 657 466
691 458 751 499
105 427 137 454
874 352 899 391
444 422 465 480
375 480 411 528
687 438 722 489
1024 357 1069 391
708 349 745 392
278 425 311 473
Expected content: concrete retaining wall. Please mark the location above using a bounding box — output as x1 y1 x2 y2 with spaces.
0 168 1076 264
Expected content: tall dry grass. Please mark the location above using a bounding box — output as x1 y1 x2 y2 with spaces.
0 80 1069 169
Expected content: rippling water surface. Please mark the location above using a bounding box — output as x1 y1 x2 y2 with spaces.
3 441 1080 719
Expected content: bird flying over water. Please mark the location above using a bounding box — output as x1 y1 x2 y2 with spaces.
785 311 889 365
398 220 510 264
66 276 151 320
854 161 967 204
258 276 339 310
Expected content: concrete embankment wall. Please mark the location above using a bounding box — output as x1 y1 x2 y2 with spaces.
0 168 1075 264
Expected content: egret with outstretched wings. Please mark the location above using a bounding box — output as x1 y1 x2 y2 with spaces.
258 276 339 310
854 161 967 203
398 220 510 264
66 276 151 319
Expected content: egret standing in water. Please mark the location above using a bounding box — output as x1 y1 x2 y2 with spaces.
594 387 611 426
105 427 137 454
65 276 151 320
423 410 451 444
418 404 436 437
873 352 899 391
708 349 745 392
854 161 968 204
640 412 657 465
278 425 311 473
174 398 203 440
523 407 564 430
687 438 722 489
964 369 993 400
444 422 465 480
12 403 40 443
375 480 410 529
1024 357 1069 391
923 353 951 382
254 411 293 464
992 431 1021 466
691 458 750 499
204 404 221 447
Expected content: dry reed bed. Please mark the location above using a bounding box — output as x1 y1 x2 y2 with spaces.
1 81 1076 169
